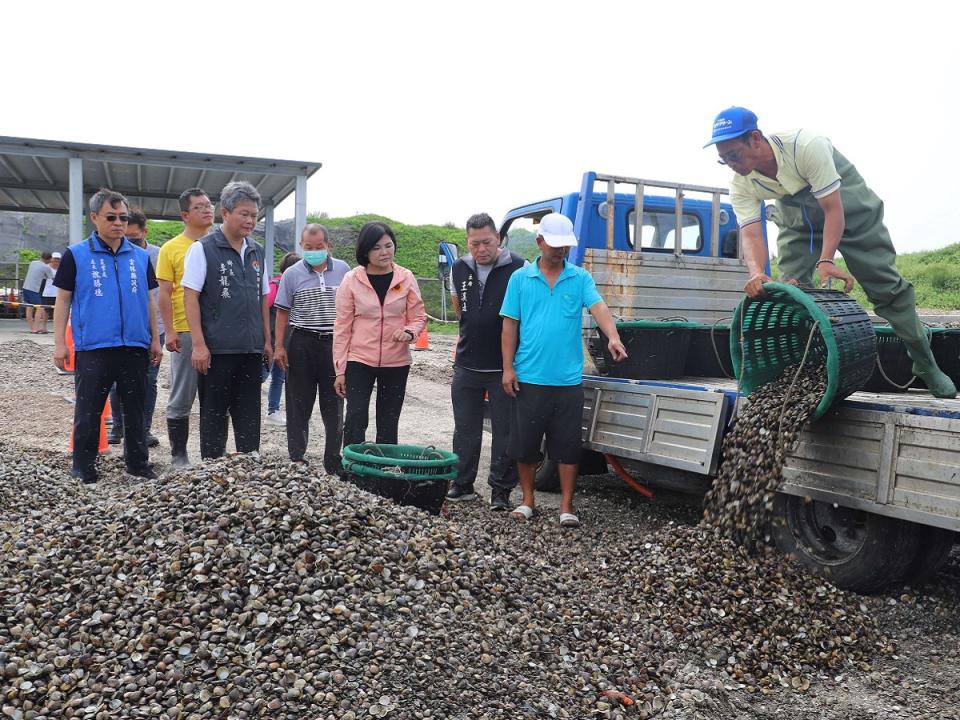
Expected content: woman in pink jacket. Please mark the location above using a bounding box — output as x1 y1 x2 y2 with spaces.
333 221 426 446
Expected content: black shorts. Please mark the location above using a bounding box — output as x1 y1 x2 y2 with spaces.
508 382 584 465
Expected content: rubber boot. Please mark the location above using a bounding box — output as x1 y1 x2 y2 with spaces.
904 338 957 399
167 417 191 467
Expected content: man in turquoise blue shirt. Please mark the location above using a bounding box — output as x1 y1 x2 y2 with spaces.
500 213 627 528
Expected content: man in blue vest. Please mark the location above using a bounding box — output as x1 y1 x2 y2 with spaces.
446 213 525 510
53 188 162 483
182 181 273 459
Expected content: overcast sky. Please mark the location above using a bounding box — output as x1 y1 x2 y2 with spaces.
3 1 957 253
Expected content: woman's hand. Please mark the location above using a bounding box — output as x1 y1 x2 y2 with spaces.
334 374 347 398
392 328 415 343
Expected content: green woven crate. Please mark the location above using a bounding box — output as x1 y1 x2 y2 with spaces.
865 325 957 392
341 443 458 515
593 320 697 379
730 282 877 420
342 443 458 476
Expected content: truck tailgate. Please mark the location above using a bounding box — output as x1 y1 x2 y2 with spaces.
582 376 730 475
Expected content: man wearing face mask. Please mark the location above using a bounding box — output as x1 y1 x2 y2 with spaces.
272 224 350 473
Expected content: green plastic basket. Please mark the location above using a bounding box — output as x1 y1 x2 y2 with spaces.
865 325 957 392
730 282 877 420
341 444 458 515
342 443 458 476
592 320 698 379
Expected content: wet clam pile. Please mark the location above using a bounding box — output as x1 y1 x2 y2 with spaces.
0 438 895 719
703 363 827 547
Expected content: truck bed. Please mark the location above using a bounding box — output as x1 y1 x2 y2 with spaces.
582 374 960 531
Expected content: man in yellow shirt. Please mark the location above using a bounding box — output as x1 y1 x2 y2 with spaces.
156 188 215 465
706 107 956 398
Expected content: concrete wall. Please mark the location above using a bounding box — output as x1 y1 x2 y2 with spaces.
0 212 71 262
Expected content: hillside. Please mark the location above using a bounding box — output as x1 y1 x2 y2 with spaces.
146 213 464 278
771 243 960 310
144 217 960 311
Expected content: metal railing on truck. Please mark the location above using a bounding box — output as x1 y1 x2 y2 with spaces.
592 173 733 257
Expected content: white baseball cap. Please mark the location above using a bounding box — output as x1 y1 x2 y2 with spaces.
51 252 62 259
537 213 578 248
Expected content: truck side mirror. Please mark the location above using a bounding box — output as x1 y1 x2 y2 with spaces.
438 242 460 288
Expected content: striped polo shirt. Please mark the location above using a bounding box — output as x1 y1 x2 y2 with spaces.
729 129 842 228
274 256 350 332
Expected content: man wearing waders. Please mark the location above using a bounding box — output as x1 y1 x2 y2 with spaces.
706 107 956 398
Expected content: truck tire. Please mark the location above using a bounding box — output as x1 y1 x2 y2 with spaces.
534 455 560 492
771 493 921 594
903 526 956 586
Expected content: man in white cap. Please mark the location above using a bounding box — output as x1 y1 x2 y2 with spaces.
38 252 62 332
499 212 627 528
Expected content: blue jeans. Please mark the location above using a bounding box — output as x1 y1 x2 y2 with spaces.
264 362 286 413
110 333 163 437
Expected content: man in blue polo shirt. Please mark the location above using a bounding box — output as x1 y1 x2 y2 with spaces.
500 212 627 528
53 188 162 484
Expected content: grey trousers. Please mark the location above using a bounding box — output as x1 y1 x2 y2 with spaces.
450 366 518 491
165 331 199 420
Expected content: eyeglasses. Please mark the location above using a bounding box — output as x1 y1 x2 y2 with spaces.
717 149 742 167
103 214 130 223
190 203 215 212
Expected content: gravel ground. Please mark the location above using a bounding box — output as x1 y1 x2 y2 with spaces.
1 333 958 718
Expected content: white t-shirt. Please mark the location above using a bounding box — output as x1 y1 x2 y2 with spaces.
181 235 270 295
42 272 59 297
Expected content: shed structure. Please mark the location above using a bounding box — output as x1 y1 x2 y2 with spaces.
0 135 321 263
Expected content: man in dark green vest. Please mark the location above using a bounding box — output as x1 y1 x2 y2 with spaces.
706 106 955 398
182 181 274 458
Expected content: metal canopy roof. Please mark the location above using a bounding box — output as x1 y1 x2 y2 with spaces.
0 135 322 221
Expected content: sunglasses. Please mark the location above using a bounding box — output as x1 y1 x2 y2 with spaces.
103 214 130 223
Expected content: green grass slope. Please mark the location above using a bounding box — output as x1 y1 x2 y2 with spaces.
772 243 960 310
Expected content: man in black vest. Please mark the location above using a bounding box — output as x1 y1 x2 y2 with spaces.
446 213 526 510
181 181 273 459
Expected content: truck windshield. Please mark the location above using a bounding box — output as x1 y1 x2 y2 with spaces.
627 209 702 252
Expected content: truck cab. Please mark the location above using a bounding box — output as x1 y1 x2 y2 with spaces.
501 171 752 325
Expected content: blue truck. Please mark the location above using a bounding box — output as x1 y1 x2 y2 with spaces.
494 170 960 593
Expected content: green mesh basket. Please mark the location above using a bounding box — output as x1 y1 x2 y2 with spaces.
342 443 458 477
341 444 458 515
730 282 877 420
592 320 698 379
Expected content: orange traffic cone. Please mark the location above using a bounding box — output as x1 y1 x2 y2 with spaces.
68 397 110 454
414 327 430 351
99 398 111 454
64 322 76 372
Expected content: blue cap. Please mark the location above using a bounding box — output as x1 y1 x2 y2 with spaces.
704 106 758 148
